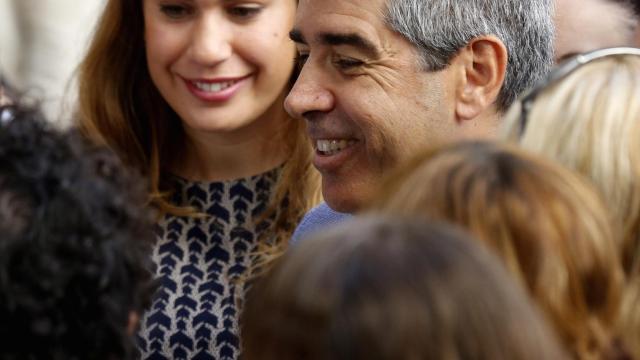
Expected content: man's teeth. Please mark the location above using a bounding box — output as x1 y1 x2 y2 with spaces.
193 80 238 93
316 140 356 155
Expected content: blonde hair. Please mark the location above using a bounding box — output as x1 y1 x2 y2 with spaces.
502 55 640 357
371 141 626 359
76 0 320 266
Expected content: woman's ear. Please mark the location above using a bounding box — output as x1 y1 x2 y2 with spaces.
452 35 508 121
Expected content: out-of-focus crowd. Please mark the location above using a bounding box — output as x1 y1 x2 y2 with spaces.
1 0 640 359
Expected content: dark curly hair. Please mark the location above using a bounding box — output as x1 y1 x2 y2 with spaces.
0 104 156 359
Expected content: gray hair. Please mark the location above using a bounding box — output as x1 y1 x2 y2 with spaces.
386 0 554 111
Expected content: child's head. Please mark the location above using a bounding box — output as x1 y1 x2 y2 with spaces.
0 105 156 359
242 215 566 360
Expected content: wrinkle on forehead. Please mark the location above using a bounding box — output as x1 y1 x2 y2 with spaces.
296 0 389 45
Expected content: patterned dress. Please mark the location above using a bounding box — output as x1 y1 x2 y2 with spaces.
138 168 280 359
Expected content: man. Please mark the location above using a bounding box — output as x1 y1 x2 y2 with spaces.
288 0 554 240
0 104 156 359
555 0 638 62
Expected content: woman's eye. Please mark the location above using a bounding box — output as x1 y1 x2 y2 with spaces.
228 5 262 19
160 4 193 19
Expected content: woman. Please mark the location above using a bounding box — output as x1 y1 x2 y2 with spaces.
243 216 567 360
502 48 640 358
372 141 627 359
76 0 320 358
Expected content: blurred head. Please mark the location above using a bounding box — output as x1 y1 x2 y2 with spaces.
372 141 625 359
285 0 553 212
554 0 637 62
0 104 156 359
503 49 640 276
242 216 566 360
503 49 640 359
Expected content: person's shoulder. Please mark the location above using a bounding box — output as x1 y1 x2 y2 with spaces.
290 203 351 246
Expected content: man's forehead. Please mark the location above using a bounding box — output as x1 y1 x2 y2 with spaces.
298 0 383 12
295 0 387 35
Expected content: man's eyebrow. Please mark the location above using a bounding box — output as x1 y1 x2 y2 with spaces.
319 32 379 57
289 29 379 57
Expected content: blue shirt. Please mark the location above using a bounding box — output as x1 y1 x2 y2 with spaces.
290 202 351 245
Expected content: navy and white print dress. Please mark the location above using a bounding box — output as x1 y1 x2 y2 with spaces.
138 168 280 360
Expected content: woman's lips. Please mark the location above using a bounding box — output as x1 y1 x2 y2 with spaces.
183 75 251 102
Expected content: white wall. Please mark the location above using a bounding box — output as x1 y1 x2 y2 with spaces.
0 0 105 128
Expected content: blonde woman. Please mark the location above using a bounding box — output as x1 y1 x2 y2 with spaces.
76 0 320 358
372 141 627 359
502 48 640 357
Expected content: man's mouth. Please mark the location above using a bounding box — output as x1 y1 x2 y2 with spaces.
316 139 357 156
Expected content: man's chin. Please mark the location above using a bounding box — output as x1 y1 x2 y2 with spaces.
322 183 366 214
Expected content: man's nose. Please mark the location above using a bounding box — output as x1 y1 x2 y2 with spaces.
284 64 335 121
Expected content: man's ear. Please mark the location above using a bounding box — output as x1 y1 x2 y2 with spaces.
452 35 507 121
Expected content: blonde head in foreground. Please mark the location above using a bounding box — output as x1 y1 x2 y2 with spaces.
502 51 640 357
502 52 640 273
372 141 626 359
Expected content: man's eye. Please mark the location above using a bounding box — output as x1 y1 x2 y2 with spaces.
160 4 193 19
228 5 262 19
333 56 364 70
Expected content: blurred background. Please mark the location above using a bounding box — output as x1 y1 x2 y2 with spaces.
0 0 105 128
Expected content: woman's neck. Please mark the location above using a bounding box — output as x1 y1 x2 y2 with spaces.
173 99 291 182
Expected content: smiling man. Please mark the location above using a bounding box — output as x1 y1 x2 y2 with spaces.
287 0 554 236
